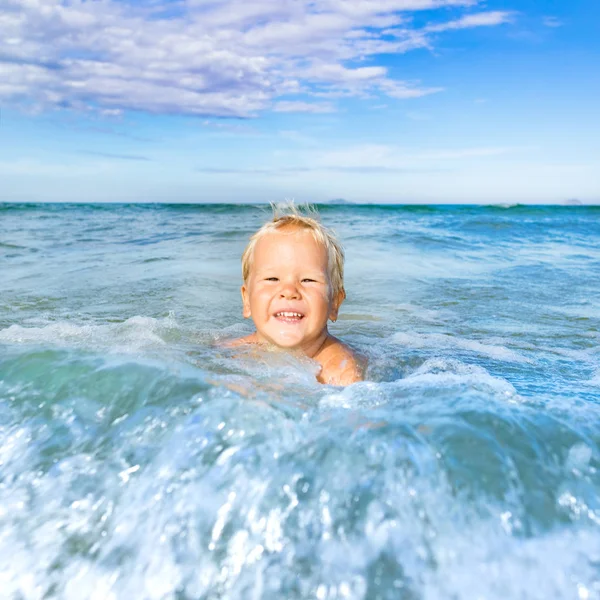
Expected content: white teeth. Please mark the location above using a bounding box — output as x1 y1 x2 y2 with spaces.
276 311 303 318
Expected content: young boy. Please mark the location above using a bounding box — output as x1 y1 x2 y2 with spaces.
228 206 364 386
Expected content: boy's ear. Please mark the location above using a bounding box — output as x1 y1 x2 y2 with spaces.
329 288 346 322
241 284 251 318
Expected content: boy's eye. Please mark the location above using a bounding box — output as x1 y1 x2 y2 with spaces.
265 277 279 282
302 278 317 283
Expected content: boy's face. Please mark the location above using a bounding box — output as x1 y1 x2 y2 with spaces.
241 227 343 353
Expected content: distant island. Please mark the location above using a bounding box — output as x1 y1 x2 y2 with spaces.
563 198 583 206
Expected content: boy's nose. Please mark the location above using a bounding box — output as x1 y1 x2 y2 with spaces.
279 282 301 300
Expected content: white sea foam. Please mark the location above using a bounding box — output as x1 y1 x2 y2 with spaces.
587 370 600 386
555 303 600 320
321 358 520 409
540 345 599 362
0 402 558 600
352 250 496 279
393 302 454 323
421 524 600 600
403 358 520 400
0 354 596 600
0 315 178 351
391 331 530 363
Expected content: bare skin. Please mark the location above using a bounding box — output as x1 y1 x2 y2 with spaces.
228 226 365 386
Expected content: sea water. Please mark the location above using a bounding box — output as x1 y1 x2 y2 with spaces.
1 203 599 599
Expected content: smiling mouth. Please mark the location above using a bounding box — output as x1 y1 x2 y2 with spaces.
274 311 304 322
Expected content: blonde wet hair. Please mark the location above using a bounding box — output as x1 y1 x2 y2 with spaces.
241 203 345 299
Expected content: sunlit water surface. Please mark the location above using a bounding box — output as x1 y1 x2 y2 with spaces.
1 203 600 599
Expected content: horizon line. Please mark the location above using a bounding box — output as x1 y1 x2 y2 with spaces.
1 200 598 207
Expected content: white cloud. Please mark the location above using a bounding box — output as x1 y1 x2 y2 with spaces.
0 0 513 118
380 80 443 98
273 101 336 114
425 11 515 32
303 64 388 83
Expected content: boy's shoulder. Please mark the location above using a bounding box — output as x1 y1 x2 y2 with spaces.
315 335 366 386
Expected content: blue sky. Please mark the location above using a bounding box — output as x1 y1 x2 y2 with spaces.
1 0 598 204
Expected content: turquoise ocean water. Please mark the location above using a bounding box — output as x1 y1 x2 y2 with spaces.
1 203 599 599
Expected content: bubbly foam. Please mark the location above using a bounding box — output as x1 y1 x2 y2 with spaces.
1 360 597 599
0 315 178 352
588 370 600 386
391 331 530 363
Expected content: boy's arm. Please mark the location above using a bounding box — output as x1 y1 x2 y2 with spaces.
316 339 366 386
